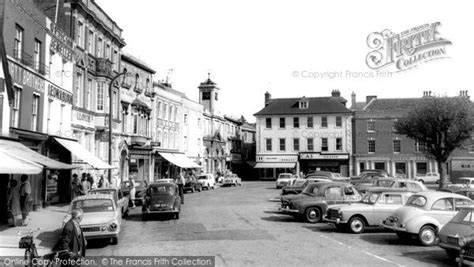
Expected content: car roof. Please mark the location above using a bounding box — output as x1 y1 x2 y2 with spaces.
366 188 413 193
149 182 176 187
459 177 474 180
307 181 349 188
412 191 471 199
90 188 118 192
73 194 114 201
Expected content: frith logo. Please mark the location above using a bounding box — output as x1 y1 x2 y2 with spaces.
366 22 452 72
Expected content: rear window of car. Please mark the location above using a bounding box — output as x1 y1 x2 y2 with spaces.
279 174 292 178
149 185 175 195
406 195 427 207
431 198 454 211
73 199 114 212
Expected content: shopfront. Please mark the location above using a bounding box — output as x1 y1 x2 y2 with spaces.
299 152 350 176
154 151 202 179
254 155 298 180
353 154 437 178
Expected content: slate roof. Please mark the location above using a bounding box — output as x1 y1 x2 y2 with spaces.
254 97 352 116
363 98 423 112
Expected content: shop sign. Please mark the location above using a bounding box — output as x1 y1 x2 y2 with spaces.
300 153 349 160
48 83 73 104
256 155 297 162
452 160 474 171
231 153 241 161
76 110 92 122
8 61 45 93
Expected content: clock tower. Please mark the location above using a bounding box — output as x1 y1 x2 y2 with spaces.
198 73 220 115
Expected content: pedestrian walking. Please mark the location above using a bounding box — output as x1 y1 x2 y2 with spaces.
7 180 21 227
71 174 81 200
57 208 86 266
87 173 96 189
129 178 136 208
80 177 90 195
19 175 31 226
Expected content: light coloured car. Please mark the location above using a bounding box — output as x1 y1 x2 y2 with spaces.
382 191 472 246
197 173 216 190
415 172 440 184
223 174 242 187
89 188 129 218
448 177 474 189
324 189 414 233
276 173 297 189
63 194 122 245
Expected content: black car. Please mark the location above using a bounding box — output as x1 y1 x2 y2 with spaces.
281 177 330 196
183 177 202 193
121 180 148 206
350 170 389 184
142 182 181 220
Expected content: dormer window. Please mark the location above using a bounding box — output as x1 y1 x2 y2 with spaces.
299 98 309 109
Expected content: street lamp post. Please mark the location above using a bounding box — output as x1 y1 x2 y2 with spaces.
108 70 127 180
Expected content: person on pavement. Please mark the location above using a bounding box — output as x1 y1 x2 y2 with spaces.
129 178 136 208
7 179 21 227
71 174 81 200
58 208 86 266
98 175 109 188
80 177 90 195
19 175 31 226
175 171 185 204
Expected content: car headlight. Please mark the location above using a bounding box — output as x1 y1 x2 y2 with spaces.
101 226 107 231
109 222 118 231
392 217 399 223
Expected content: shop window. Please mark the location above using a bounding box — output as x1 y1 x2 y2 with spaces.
374 162 386 170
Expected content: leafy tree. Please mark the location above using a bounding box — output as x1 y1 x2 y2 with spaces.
395 96 474 188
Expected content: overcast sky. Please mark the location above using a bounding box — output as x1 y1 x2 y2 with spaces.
97 0 473 122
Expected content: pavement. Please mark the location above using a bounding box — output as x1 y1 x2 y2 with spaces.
0 205 67 256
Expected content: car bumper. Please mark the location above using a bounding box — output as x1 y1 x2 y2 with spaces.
143 208 179 214
439 242 461 251
84 232 119 240
382 220 407 232
278 207 299 214
324 217 347 224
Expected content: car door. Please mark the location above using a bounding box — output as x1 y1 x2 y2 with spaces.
371 193 404 226
429 197 456 226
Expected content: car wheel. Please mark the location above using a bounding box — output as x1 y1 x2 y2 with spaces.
111 237 118 245
348 216 366 234
445 249 458 260
418 225 437 246
396 231 411 240
304 207 322 223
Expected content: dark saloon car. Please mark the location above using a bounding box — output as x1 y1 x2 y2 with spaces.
142 182 181 220
183 177 202 193
281 177 330 196
280 182 362 223
121 180 148 206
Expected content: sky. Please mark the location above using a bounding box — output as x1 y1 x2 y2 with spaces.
97 0 473 123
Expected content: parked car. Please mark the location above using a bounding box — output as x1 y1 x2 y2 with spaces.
276 173 297 189
371 179 429 193
415 172 440 184
155 178 174 183
438 205 474 260
64 194 121 245
121 180 148 206
90 188 129 218
281 177 331 196
279 182 362 223
183 176 202 193
382 191 472 246
350 170 389 184
222 174 242 187
305 171 342 181
448 177 474 189
142 182 181 220
324 189 414 233
197 174 216 190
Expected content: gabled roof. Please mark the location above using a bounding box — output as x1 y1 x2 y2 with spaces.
254 97 352 116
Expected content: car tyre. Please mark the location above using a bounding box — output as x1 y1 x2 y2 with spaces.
418 225 437 246
111 237 118 245
348 216 366 234
304 207 322 223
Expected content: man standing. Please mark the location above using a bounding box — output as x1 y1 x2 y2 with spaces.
19 175 31 226
58 209 86 266
175 171 185 204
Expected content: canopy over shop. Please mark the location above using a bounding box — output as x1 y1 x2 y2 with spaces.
53 138 116 170
154 151 202 179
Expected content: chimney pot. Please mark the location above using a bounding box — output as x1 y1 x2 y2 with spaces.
264 91 272 106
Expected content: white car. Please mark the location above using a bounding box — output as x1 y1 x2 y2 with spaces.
448 177 474 189
63 194 121 245
223 174 242 187
197 174 216 190
276 173 297 189
415 172 440 184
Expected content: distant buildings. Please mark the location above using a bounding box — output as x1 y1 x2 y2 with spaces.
254 90 353 178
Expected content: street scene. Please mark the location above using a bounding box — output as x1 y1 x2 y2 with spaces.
1 0 474 267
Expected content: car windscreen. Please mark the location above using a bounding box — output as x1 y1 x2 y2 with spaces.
198 176 208 180
293 180 307 187
374 180 393 187
73 199 114 213
148 185 175 195
302 184 321 195
406 195 427 207
279 174 292 178
91 190 114 197
451 208 474 224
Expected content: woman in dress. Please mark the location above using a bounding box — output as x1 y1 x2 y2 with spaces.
129 178 136 208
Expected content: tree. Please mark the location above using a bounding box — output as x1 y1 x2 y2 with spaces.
395 96 474 188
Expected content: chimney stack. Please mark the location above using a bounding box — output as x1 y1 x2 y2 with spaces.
264 91 272 106
351 92 356 109
460 90 470 99
366 95 377 104
331 90 341 97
